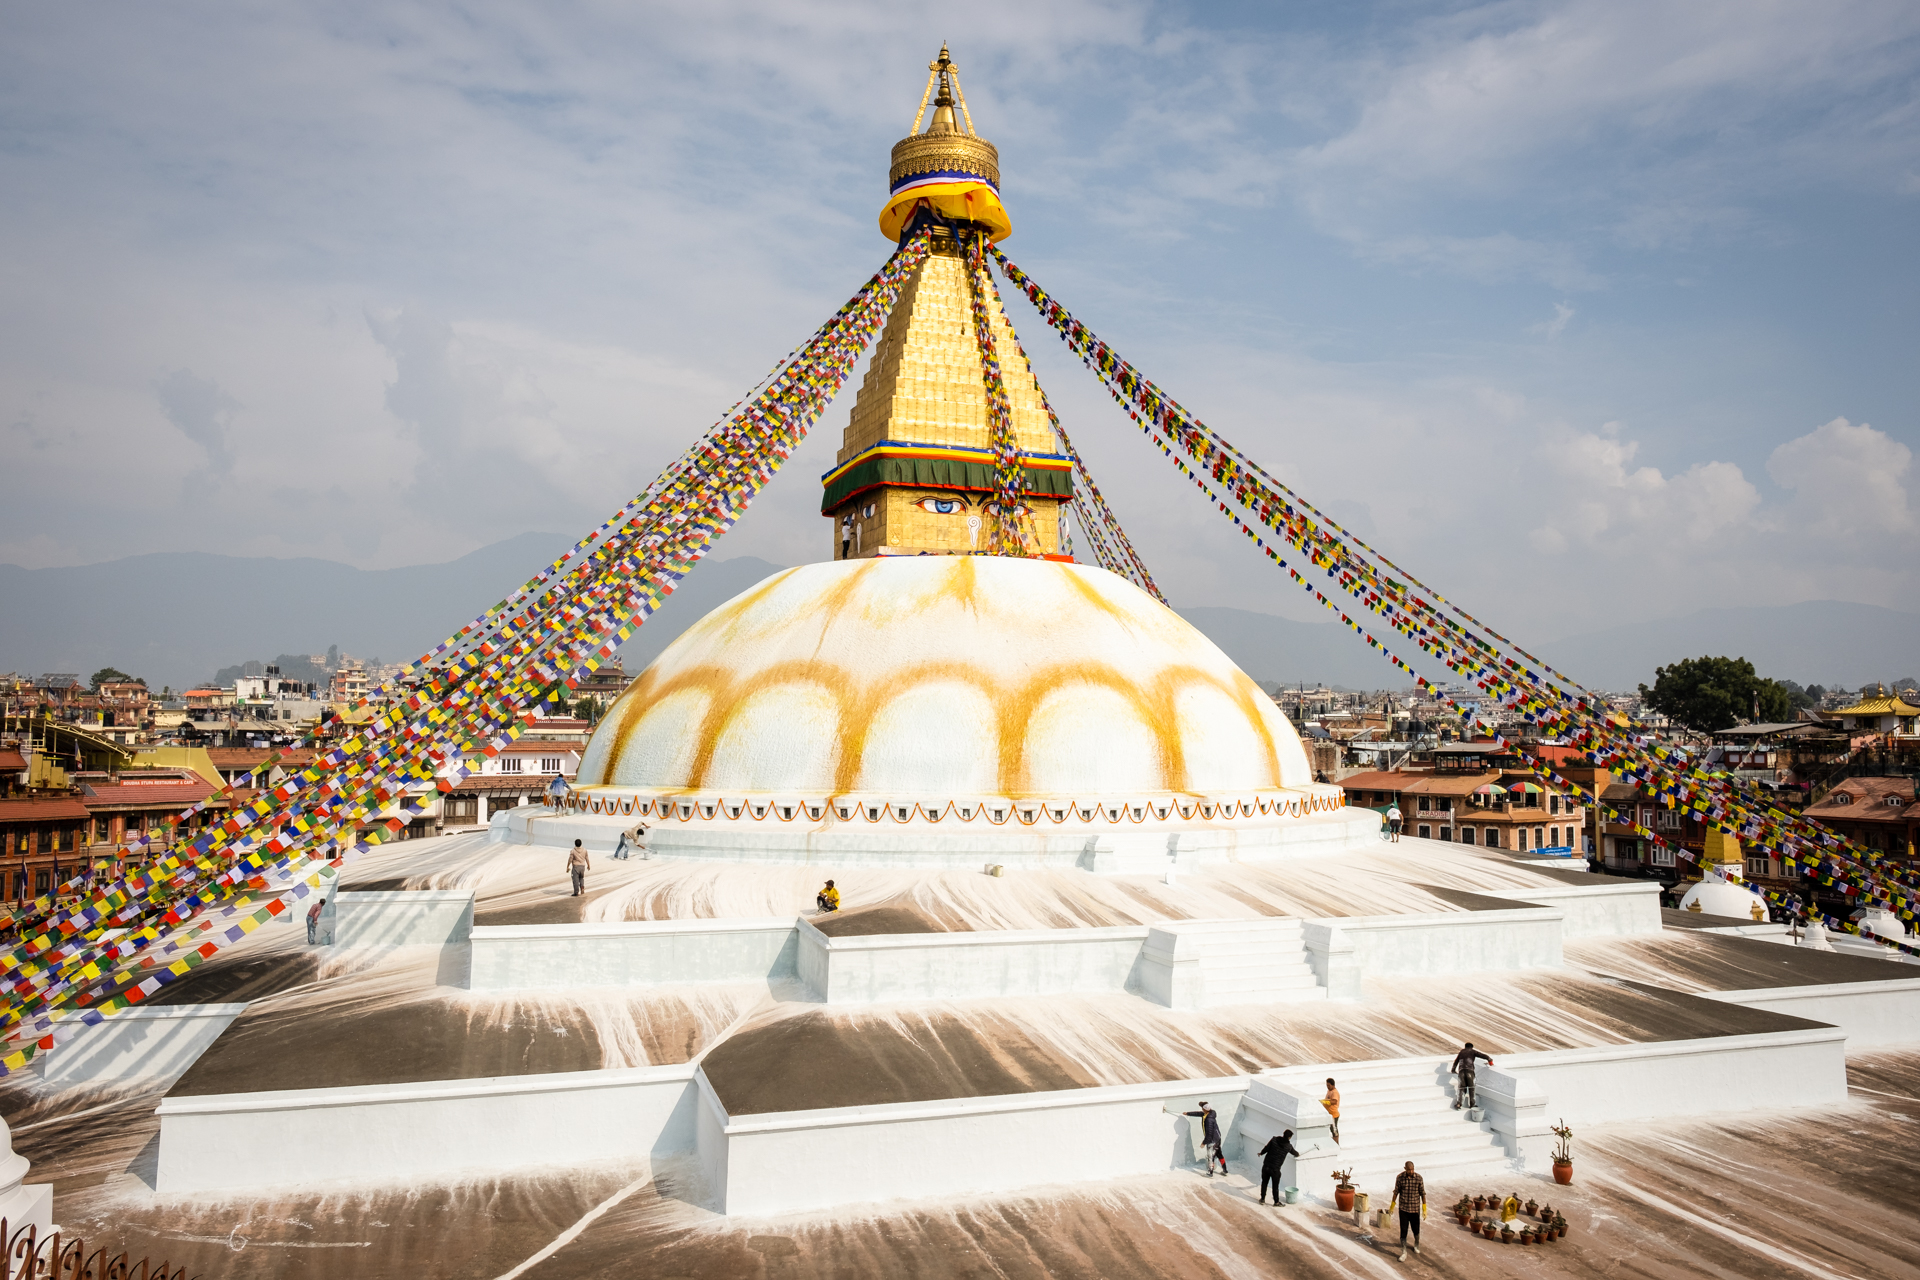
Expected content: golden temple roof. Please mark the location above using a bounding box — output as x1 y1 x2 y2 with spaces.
1834 689 1920 717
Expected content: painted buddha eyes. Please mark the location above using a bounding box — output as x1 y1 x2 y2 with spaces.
917 496 969 515
986 501 1031 518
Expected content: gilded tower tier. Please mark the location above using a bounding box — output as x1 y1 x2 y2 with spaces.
823 45 1072 560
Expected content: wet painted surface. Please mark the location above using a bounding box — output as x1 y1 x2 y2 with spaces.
1570 930 1920 992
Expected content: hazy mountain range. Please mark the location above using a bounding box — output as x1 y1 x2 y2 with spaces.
2 538 1911 695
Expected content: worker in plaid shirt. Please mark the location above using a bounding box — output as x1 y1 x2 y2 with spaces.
1392 1161 1427 1259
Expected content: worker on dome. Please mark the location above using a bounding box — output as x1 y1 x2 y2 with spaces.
817 880 840 913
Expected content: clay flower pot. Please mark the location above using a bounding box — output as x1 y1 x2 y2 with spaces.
1525 1199 1539 1217
1553 1159 1574 1186
1334 1186 1356 1212
1473 1196 1486 1211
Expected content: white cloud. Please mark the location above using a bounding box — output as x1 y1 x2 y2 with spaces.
1530 302 1575 340
1529 425 1761 549
1767 417 1914 537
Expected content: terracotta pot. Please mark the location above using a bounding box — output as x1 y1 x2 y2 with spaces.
1525 1199 1539 1217
1334 1186 1355 1212
1553 1159 1574 1186
1473 1196 1486 1211
1559 1225 1569 1239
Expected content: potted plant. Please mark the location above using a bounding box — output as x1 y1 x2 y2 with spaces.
1550 1118 1574 1184
1524 1197 1538 1217
1554 1214 1569 1239
1500 1224 1515 1245
1332 1169 1356 1212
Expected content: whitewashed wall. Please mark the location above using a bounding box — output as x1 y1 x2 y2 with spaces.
1485 881 1663 938
1701 978 1920 1047
809 925 1150 1003
1477 1026 1849 1167
333 890 474 948
37 1004 246 1089
155 1063 698 1192
709 1077 1248 1217
468 919 798 990
1304 906 1563 996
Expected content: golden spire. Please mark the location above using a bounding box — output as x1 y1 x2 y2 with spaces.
881 44 1010 243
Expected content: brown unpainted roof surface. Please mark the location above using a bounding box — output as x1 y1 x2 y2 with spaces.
1578 929 1920 991
811 904 966 937
1806 778 1915 819
0 796 91 822
700 976 1821 1116
0 750 26 770
81 783 217 809
445 777 555 793
1403 773 1506 796
1335 771 1410 791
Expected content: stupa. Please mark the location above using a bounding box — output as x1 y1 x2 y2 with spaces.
503 47 1368 869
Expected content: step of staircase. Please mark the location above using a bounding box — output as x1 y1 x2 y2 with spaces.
1261 1056 1512 1190
1168 916 1327 1008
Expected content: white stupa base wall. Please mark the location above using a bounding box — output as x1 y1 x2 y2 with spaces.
797 917 1152 1003
491 802 1379 872
0 1180 52 1240
469 919 799 991
706 1078 1240 1218
35 1004 247 1090
1485 881 1663 937
154 1064 700 1193
1701 978 1920 1046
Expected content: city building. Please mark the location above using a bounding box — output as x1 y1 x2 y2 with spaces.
1803 777 1916 860
1831 686 1920 737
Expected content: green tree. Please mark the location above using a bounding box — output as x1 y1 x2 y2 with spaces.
1639 656 1792 732
90 667 141 689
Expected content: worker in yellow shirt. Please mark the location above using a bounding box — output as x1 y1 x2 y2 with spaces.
816 880 840 913
1323 1077 1341 1144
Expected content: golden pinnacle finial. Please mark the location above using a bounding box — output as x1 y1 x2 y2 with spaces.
881 44 1010 243
909 42 976 138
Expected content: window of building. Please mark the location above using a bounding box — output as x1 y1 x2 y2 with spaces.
1549 795 1560 815
1460 827 1474 845
1440 826 1452 841
1657 809 1680 830
1517 828 1528 850
1486 828 1500 849
34 871 49 894
540 757 562 774
1832 793 1852 805
1745 857 1771 879
1417 825 1430 840
1535 826 1545 848
501 757 524 775
1651 844 1675 867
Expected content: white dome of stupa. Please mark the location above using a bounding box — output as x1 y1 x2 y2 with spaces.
579 556 1313 799
502 556 1372 870
1680 874 1770 923
1855 906 1908 942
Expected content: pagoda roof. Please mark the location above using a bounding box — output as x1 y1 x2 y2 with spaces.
1833 693 1920 717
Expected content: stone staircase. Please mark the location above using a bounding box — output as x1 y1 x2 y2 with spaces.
1179 918 1324 1007
1266 1057 1509 1191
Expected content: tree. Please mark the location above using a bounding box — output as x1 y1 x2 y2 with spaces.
90 667 141 690
1639 656 1792 732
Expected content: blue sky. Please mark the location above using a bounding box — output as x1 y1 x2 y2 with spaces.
3 1 1916 639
